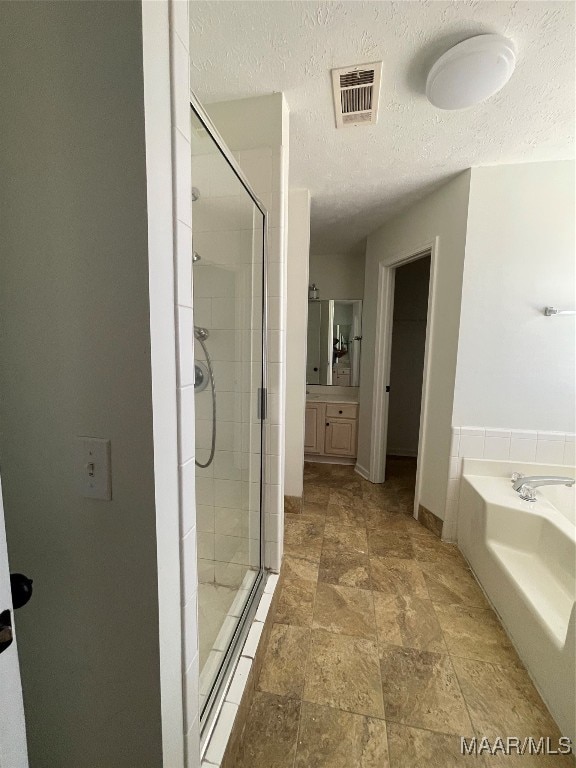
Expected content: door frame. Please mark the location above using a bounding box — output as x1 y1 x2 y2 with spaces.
369 237 438 517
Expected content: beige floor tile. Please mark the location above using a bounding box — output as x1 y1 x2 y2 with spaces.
304 629 384 717
386 722 480 767
280 553 319 583
257 623 311 698
319 547 371 588
235 692 301 768
325 497 366 527
373 592 446 653
453 656 563 738
303 483 331 504
295 701 389 768
380 646 472 735
301 500 328 519
275 556 318 627
284 517 324 562
410 534 466 565
239 459 570 768
453 658 574 767
323 520 368 555
369 556 428 598
312 582 376 638
421 560 489 607
368 530 415 559
364 505 404 530
434 603 520 666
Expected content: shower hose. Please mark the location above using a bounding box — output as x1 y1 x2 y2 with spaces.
194 335 217 469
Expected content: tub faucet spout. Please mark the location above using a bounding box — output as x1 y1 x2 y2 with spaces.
511 474 575 501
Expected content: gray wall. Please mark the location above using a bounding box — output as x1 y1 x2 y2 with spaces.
387 257 430 456
309 252 365 300
0 3 162 766
359 172 470 518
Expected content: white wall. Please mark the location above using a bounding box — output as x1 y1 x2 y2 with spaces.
309 252 365 299
453 161 576 432
387 257 430 456
0 3 163 765
143 1 191 764
285 189 311 498
359 172 471 519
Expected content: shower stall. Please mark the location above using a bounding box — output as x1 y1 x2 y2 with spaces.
189 97 268 740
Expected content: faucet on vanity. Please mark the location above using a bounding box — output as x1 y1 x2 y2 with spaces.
511 473 575 502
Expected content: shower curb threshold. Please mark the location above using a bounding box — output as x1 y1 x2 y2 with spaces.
203 571 280 768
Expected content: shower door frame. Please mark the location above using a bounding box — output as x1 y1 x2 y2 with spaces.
189 91 269 749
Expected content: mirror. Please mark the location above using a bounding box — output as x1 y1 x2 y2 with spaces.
306 299 362 386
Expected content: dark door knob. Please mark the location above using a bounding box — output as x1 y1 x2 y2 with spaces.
11 573 33 610
0 609 13 655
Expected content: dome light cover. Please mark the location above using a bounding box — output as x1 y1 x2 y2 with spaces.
426 34 516 110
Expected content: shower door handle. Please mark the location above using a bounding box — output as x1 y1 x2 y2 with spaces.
258 388 267 420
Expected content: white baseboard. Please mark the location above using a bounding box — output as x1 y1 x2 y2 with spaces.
304 454 356 466
355 463 370 480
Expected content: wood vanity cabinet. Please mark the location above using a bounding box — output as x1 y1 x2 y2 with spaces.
304 402 324 454
304 400 358 459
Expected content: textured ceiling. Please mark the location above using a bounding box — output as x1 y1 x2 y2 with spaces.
189 1 575 255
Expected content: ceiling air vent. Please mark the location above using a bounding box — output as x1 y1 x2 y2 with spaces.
331 62 382 128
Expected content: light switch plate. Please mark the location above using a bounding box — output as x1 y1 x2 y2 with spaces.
77 437 112 500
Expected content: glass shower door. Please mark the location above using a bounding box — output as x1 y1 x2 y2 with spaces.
190 102 266 731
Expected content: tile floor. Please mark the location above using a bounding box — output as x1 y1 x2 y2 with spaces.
235 458 574 767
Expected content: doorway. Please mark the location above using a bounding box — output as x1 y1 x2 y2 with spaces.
386 257 431 459
369 241 436 516
384 256 431 510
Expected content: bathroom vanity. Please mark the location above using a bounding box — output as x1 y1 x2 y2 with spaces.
304 394 359 461
305 296 362 464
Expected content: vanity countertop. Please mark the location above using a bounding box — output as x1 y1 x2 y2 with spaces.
306 393 359 404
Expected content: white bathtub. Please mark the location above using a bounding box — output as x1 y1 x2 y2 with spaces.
458 459 576 743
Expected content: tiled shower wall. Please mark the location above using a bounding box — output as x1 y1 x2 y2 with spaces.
192 147 265 589
443 426 576 541
193 118 287 579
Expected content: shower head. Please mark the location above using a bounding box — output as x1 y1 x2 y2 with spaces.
194 326 209 341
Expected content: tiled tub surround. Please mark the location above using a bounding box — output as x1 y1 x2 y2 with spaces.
231 460 573 767
458 458 576 745
443 428 576 541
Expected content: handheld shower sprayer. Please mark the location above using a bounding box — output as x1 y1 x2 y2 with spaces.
193 325 216 468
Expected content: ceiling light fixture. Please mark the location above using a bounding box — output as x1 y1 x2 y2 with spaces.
426 34 516 110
